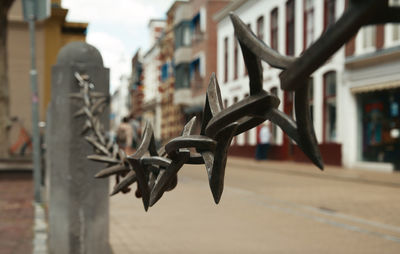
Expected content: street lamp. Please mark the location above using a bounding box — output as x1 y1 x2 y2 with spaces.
21 0 50 203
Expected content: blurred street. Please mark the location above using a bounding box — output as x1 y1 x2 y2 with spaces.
110 157 400 254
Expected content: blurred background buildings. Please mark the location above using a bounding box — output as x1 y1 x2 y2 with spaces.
2 0 400 172
124 0 400 171
4 0 86 159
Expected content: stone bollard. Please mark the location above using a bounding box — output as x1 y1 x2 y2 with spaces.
47 42 111 254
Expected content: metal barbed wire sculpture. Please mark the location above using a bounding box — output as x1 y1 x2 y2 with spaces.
72 0 400 211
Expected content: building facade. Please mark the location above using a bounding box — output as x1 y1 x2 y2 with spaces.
172 0 231 133
129 49 144 122
6 0 87 158
142 19 166 144
342 0 400 171
214 0 400 171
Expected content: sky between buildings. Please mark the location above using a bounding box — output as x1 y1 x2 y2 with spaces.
62 0 176 93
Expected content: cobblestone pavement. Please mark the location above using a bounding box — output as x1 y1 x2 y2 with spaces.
110 158 400 254
0 172 34 254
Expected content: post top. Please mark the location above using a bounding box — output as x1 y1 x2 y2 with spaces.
56 42 103 67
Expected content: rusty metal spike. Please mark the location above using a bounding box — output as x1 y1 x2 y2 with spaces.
73 107 86 118
70 93 83 99
207 73 224 115
279 0 383 91
182 116 197 135
149 149 189 207
125 121 159 211
207 122 238 204
95 164 128 178
91 97 108 115
87 154 120 164
127 156 151 211
230 12 295 70
81 120 92 135
294 81 324 169
85 136 111 156
111 171 137 196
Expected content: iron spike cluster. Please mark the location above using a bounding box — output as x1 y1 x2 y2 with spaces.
72 0 400 211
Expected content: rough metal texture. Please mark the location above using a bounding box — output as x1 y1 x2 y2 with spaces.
47 42 111 254
76 0 400 212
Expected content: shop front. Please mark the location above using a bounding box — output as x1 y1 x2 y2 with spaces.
357 87 400 170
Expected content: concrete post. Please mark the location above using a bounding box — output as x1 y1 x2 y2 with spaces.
47 42 111 254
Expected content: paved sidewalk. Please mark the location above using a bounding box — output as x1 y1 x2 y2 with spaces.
0 172 34 254
109 157 400 253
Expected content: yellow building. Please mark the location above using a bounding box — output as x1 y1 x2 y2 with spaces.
6 0 87 158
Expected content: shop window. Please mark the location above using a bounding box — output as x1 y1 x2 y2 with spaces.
304 0 315 49
234 38 238 80
324 0 336 31
224 37 229 83
359 89 400 167
270 8 279 50
174 63 190 90
286 0 295 56
257 16 264 41
323 71 337 142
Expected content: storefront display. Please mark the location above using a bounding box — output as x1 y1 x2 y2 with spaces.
358 88 400 169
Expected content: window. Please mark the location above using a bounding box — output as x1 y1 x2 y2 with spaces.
362 26 376 50
270 8 279 50
286 0 295 56
234 38 238 80
304 0 315 49
245 24 251 76
190 58 202 90
257 16 264 41
323 71 337 142
270 87 279 144
324 0 336 30
175 64 190 89
224 37 229 82
308 77 314 123
161 63 169 82
390 0 400 44
174 21 191 49
192 13 203 42
232 97 239 145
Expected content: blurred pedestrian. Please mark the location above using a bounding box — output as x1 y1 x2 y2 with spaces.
116 117 134 154
255 124 270 160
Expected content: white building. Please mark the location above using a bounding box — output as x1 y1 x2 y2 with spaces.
215 0 400 171
111 75 131 134
142 19 166 143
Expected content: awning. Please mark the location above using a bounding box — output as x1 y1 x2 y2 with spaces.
351 80 400 94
